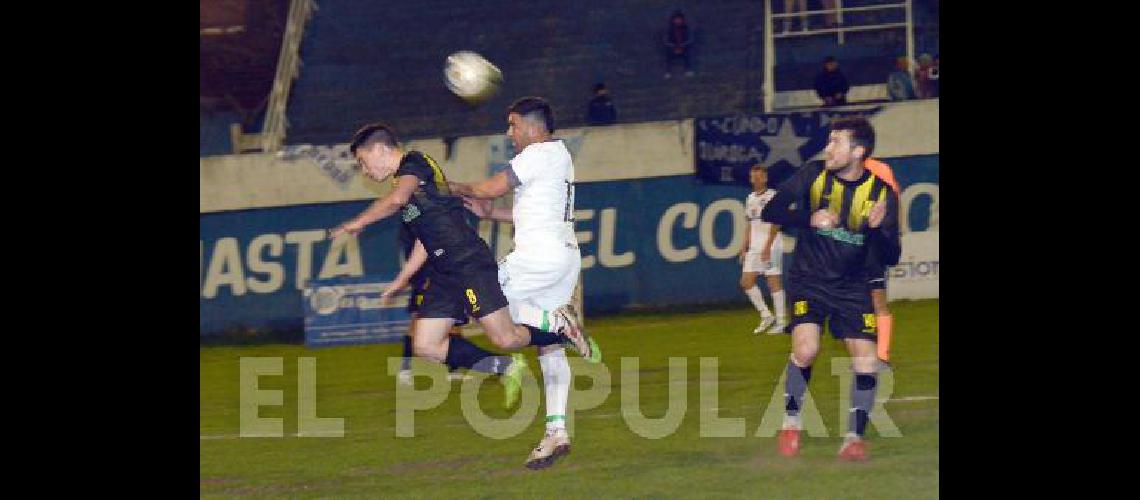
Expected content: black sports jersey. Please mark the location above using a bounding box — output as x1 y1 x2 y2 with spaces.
397 223 428 289
762 160 901 285
394 151 490 270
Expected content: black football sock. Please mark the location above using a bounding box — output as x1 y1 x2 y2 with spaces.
444 336 509 375
848 372 878 437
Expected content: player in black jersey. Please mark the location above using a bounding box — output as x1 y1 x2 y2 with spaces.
328 123 592 408
761 116 901 461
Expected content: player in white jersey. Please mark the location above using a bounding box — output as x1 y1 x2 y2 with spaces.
450 97 600 470
739 164 788 334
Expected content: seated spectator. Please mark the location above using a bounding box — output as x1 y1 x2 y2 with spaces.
663 10 695 78
814 56 849 107
928 54 939 97
887 56 916 101
914 53 934 98
586 83 617 125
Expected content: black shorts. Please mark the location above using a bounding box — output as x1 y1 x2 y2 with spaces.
786 278 877 341
416 258 508 322
407 277 471 326
406 278 427 313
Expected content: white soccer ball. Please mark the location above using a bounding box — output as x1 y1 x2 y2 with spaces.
444 51 503 104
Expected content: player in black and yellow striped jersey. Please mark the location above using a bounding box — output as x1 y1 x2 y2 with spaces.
761 116 901 462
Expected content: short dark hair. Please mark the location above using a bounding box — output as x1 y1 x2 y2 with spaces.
824 56 837 64
349 123 398 155
508 96 555 133
592 82 606 92
829 116 875 158
750 164 768 172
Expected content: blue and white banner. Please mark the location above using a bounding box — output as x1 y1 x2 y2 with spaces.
694 108 884 186
303 276 410 347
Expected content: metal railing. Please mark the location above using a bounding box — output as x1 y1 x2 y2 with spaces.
763 0 913 112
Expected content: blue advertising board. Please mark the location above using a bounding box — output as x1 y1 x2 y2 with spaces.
303 275 411 347
200 155 936 335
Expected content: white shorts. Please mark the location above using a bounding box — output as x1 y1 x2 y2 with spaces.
498 245 581 322
743 249 782 276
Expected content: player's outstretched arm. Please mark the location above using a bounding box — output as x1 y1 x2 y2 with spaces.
382 239 429 299
461 196 514 222
449 170 515 200
330 175 419 239
487 207 513 222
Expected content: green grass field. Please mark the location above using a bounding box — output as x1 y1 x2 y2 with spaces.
200 299 938 498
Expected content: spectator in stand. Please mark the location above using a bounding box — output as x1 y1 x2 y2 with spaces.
586 83 617 126
928 54 939 97
781 0 808 33
663 10 695 79
887 56 916 101
820 0 839 29
914 53 934 98
814 56 850 107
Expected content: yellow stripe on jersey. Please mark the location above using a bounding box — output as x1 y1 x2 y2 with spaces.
422 153 450 194
810 172 828 211
810 171 846 218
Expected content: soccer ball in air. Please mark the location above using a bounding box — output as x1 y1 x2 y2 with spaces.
444 51 503 104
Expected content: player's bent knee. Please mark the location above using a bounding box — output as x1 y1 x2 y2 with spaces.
790 330 820 366
792 347 819 367
740 275 756 290
851 357 877 373
413 338 447 363
766 276 782 291
849 351 878 373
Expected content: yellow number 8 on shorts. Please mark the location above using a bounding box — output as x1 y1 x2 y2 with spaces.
794 301 808 316
465 288 478 305
863 313 877 330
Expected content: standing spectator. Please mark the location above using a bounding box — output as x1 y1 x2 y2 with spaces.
586 83 617 125
663 10 694 78
820 0 839 29
914 53 934 98
781 0 808 33
814 56 850 107
887 56 915 101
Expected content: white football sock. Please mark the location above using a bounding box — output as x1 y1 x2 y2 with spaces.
745 286 772 317
772 289 787 322
538 348 571 431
